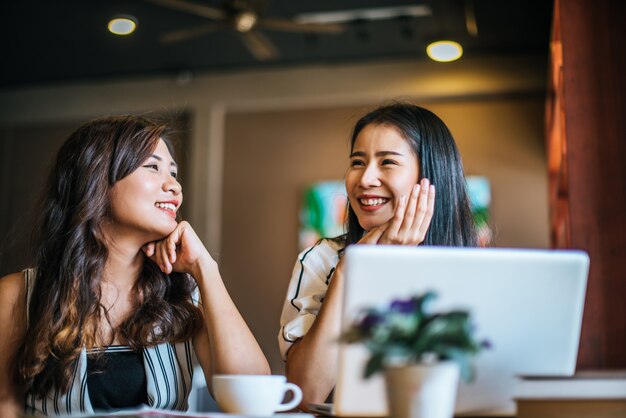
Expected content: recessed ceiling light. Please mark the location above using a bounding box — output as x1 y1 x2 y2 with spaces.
108 16 137 36
426 40 463 62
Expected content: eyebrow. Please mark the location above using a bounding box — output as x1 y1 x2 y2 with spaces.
150 154 178 168
350 151 404 158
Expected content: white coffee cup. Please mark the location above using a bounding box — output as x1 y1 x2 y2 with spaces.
212 374 303 416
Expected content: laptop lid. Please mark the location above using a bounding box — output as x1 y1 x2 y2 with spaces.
333 246 589 416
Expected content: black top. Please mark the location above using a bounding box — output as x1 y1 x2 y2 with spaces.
87 346 148 411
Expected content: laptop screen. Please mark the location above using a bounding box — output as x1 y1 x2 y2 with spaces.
334 246 589 416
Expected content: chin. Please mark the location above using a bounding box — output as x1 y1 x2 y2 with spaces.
357 214 392 232
146 222 178 241
359 220 386 232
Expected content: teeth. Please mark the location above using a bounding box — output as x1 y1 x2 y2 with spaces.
360 198 388 206
155 202 176 211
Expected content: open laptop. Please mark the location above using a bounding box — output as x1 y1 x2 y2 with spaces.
310 246 589 416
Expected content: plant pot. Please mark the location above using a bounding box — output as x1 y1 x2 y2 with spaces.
384 361 460 418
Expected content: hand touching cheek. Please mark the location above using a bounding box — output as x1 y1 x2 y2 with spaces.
375 178 436 246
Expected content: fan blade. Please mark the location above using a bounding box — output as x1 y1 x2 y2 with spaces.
259 18 345 34
239 31 279 61
145 0 226 20
160 22 226 44
294 5 432 24
464 0 479 36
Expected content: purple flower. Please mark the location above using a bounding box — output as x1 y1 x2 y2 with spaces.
480 339 493 350
390 298 417 314
359 312 383 332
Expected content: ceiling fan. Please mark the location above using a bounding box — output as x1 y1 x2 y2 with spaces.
146 0 346 61
146 0 434 61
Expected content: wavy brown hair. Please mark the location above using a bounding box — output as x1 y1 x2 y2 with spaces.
15 115 202 398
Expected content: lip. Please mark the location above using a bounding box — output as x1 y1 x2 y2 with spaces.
357 194 389 200
157 207 177 219
157 199 180 207
355 194 391 212
155 200 179 219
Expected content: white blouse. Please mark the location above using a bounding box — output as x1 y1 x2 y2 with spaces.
277 239 344 360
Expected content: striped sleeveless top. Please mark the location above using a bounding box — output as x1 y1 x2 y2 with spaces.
22 268 199 416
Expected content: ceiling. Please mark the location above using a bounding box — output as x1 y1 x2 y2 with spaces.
0 1 552 90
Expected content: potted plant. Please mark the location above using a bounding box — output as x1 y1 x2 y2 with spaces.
341 291 489 418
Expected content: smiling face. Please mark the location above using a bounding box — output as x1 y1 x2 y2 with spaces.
345 123 420 231
108 138 182 242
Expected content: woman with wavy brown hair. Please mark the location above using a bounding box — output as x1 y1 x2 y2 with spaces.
0 115 270 416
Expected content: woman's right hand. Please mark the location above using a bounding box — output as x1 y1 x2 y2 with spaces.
142 221 215 281
360 178 436 246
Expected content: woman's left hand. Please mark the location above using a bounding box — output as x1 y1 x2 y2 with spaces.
142 221 213 277
378 178 436 246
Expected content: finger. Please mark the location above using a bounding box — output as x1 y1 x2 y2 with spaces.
385 194 407 240
158 240 172 274
398 184 420 236
411 178 431 232
359 223 388 244
142 242 155 257
142 244 158 267
169 222 188 264
154 241 165 272
416 184 436 240
168 236 177 264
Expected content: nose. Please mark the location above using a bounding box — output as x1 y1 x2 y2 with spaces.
359 163 382 188
163 175 182 195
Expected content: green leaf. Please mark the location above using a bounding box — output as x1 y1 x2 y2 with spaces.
434 345 475 382
415 291 437 313
413 311 474 353
339 328 363 343
364 352 385 378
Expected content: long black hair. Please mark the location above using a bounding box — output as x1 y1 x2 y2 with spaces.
345 103 477 247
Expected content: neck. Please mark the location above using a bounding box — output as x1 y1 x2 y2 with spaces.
104 241 144 290
101 226 146 291
96 229 147 344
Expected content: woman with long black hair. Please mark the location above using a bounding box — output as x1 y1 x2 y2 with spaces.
278 102 477 410
0 115 269 416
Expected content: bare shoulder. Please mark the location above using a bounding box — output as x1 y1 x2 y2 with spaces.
0 272 26 306
0 272 27 359
0 272 27 327
0 273 27 411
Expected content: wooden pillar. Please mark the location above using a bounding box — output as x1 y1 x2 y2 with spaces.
547 0 626 368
